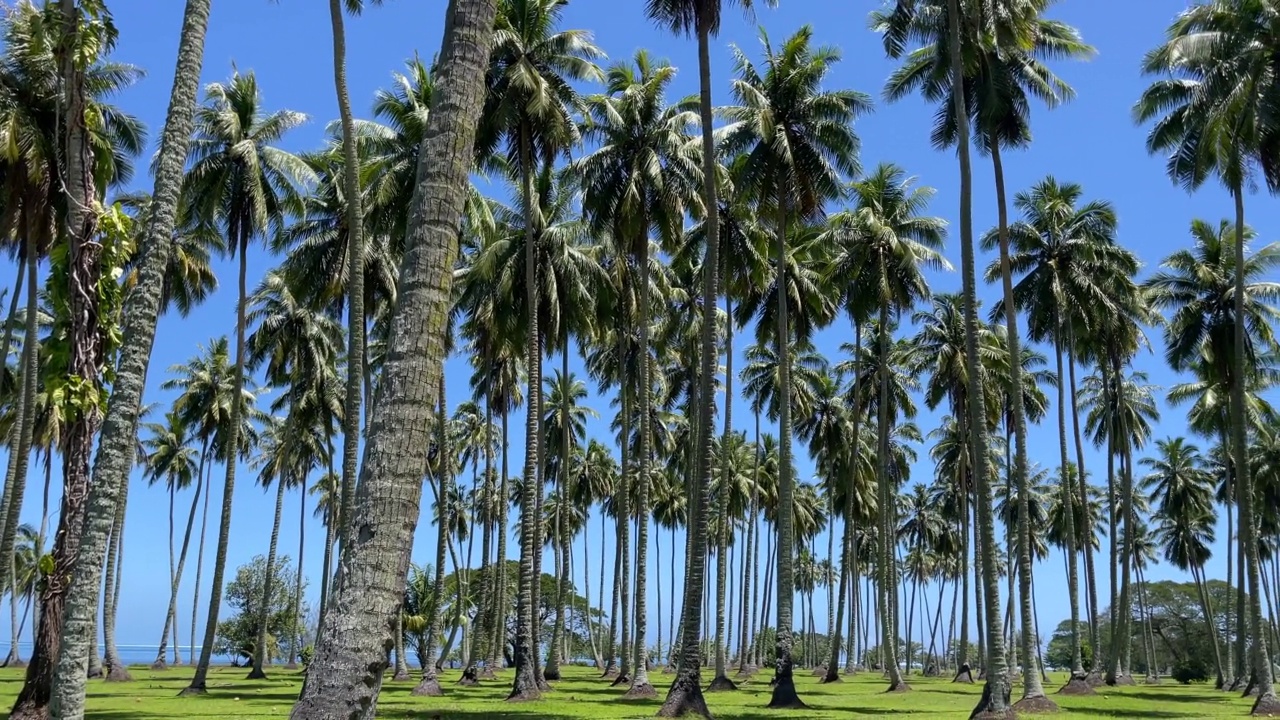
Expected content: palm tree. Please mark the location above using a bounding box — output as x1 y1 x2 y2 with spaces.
142 411 201 670
574 49 698 696
644 0 774 713
1080 367 1159 683
1144 217 1280 690
822 162 945 690
1143 436 1222 685
541 371 597 680
1137 4 1280 708
876 0 1014 709
718 27 866 706
991 176 1134 682
475 0 603 698
292 0 498 711
178 70 310 695
327 0 386 564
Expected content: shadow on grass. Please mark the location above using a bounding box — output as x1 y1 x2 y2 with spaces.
1116 689 1235 704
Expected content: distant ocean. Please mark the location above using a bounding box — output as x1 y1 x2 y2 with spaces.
0 642 431 668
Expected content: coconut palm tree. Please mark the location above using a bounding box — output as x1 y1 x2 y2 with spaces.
877 0 1019 708
823 163 945 689
717 28 867 704
1137 4 1280 707
991 176 1135 682
1080 367 1159 683
291 4 498 711
1146 437 1222 685
178 70 311 694
474 0 603 697
142 411 201 670
574 49 699 695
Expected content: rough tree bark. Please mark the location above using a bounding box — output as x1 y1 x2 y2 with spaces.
287 0 497 714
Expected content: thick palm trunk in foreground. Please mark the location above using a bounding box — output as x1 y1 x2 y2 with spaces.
658 17 717 719
17 2 102 716
288 0 497 713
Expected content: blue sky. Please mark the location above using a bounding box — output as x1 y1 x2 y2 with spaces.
3 0 1279 659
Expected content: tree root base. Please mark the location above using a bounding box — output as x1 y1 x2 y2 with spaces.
1058 675 1096 695
601 667 619 679
819 672 842 684
954 664 975 683
478 668 498 680
1113 674 1135 686
885 681 912 693
610 673 631 687
544 668 562 681
767 679 807 709
1085 672 1104 688
150 660 168 671
245 668 267 680
705 676 738 692
622 681 659 699
1244 678 1259 698
1012 694 1060 713
657 685 711 718
1144 676 1160 685
662 665 676 674
457 667 479 685
538 679 552 692
105 667 134 682
412 677 443 696
178 685 207 697
810 665 828 677
506 687 541 703
1251 692 1280 716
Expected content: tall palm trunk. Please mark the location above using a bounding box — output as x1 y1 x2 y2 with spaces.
737 415 760 676
876 301 906 692
101 478 131 683
614 387 632 686
625 228 656 699
1065 322 1101 669
945 0 1011 713
545 344 572 682
1193 564 1225 686
290 0 497 709
330 0 365 560
289 482 306 670
1053 334 1086 681
826 322 863 683
317 435 336 629
510 120 543 702
248 479 287 679
479 387 498 678
768 190 804 710
1232 191 1279 713
709 289 736 691
17 3 102 714
658 16 717 718
191 447 212 671
0 228 38 604
488 408 510 673
184 226 249 695
990 141 1051 707
154 485 179 670
415 378 451 698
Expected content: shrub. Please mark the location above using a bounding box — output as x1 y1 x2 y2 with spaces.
1171 658 1209 684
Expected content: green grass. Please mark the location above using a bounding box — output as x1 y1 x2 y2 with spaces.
0 665 1260 718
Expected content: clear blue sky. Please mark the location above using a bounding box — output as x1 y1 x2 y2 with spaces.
3 0 1278 658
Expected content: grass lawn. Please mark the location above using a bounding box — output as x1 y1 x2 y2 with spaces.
0 665 1261 718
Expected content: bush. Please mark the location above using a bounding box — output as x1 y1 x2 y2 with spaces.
1171 658 1209 684
300 644 315 667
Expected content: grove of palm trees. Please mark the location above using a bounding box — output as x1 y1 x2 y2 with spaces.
0 0 1278 718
